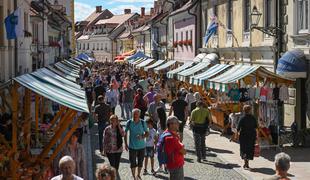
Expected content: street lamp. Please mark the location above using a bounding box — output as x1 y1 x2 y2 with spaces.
250 6 262 28
250 5 282 37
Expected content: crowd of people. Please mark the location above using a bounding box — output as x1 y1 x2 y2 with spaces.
50 61 292 180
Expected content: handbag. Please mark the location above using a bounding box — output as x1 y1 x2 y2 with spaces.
254 144 260 157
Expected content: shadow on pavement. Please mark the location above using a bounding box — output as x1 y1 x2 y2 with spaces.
208 147 233 154
185 177 198 180
260 147 310 162
201 160 241 170
184 157 194 163
250 167 275 175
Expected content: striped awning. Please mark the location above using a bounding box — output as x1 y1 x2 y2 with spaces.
154 60 177 73
190 64 231 86
167 62 194 78
144 60 165 71
136 59 155 68
177 62 210 81
131 57 148 66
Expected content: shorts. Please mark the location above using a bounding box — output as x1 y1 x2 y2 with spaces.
145 147 155 158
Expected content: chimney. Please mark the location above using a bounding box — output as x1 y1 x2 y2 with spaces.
141 7 145 17
150 8 154 15
96 6 102 13
154 1 158 14
124 9 131 14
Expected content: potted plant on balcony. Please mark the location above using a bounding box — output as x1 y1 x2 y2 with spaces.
178 40 184 46
173 41 178 48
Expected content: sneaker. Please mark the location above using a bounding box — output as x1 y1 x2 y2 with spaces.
197 158 202 163
143 169 148 175
164 167 168 174
151 169 155 175
155 167 164 173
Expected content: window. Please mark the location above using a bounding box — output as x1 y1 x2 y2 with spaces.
97 43 99 50
0 6 4 46
101 43 103 50
227 0 233 31
87 43 89 50
297 0 309 32
186 31 188 41
244 0 251 32
190 30 193 40
24 12 28 31
265 0 273 27
181 32 183 42
176 32 178 42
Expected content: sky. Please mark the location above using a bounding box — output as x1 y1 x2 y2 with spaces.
74 0 155 22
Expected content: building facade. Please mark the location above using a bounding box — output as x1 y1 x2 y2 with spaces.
200 0 280 72
287 0 310 129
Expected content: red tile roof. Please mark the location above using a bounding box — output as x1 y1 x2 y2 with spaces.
95 13 136 27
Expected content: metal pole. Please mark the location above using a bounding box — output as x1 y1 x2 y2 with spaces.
42 0 45 67
14 0 18 76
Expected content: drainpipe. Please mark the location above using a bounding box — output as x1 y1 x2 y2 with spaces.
187 0 199 56
14 0 18 76
165 0 175 60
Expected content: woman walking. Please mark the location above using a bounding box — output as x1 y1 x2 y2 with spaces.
134 88 148 119
103 115 125 170
237 105 258 170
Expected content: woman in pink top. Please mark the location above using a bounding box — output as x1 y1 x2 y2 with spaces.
103 115 125 170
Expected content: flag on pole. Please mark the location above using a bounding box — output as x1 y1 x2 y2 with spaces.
204 19 218 45
4 8 24 39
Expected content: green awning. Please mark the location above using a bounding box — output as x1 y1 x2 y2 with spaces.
144 60 165 71
47 66 77 82
136 59 155 68
177 62 210 81
132 57 148 66
68 58 84 66
54 63 80 78
154 60 176 73
167 61 194 78
55 62 80 74
32 69 85 99
63 60 81 69
14 74 89 112
190 64 231 86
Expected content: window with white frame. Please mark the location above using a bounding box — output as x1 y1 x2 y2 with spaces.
243 0 251 32
297 0 309 33
227 0 233 32
213 5 218 35
265 0 273 27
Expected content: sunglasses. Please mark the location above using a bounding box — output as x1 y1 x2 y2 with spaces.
100 172 110 178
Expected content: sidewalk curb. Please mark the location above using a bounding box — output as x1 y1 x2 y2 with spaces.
184 127 252 180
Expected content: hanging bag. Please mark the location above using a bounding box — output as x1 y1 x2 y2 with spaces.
254 144 260 157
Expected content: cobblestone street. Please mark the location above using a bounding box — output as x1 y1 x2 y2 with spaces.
90 106 246 180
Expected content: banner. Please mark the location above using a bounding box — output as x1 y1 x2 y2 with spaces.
5 8 24 39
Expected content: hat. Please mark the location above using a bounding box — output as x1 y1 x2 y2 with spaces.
166 116 182 126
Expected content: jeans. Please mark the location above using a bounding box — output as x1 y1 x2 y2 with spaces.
120 103 125 117
129 148 145 168
169 167 184 180
98 122 107 152
124 102 133 120
193 130 206 160
107 152 122 170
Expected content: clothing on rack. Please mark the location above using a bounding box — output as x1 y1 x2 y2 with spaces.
279 85 289 101
239 88 250 102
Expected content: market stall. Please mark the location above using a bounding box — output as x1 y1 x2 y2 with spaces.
177 62 210 81
144 60 165 71
0 63 89 179
204 64 294 147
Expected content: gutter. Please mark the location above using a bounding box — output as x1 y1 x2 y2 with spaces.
187 0 200 56
167 0 198 18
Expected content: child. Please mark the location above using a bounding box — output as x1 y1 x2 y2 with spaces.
143 119 157 175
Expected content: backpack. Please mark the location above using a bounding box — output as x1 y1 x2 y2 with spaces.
156 131 172 165
126 120 145 130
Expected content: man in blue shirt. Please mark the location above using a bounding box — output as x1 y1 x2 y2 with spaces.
125 108 149 180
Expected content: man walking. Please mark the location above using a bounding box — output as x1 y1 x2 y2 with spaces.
106 84 118 113
123 82 135 120
94 95 112 155
190 101 210 162
125 109 149 180
148 94 166 129
169 91 188 142
164 116 186 180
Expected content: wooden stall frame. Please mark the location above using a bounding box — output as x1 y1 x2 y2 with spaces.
11 82 19 180
36 109 77 162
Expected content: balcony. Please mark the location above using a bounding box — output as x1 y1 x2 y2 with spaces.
226 33 233 47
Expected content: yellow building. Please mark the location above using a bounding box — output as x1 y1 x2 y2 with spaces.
201 0 282 72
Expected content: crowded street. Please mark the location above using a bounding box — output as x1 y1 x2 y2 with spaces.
1 0 310 180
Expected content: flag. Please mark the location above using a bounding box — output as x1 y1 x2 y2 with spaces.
204 20 218 45
4 8 24 39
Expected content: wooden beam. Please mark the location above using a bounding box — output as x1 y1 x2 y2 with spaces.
46 115 82 164
40 96 45 124
24 89 31 151
35 94 40 137
47 106 66 131
11 82 19 180
36 109 76 162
